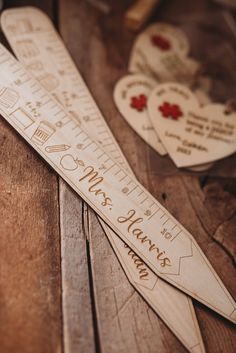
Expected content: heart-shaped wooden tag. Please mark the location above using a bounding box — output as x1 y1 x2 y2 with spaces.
114 74 167 156
129 23 200 86
148 83 236 167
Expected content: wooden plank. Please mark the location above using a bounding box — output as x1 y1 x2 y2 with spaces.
0 1 62 353
58 4 97 353
59 181 96 353
59 0 236 352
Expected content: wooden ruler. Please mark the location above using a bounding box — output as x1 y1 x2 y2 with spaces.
1 8 235 327
1 8 206 352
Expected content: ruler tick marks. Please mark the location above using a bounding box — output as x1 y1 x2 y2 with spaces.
138 190 144 197
92 146 100 152
103 157 110 163
12 67 22 74
141 197 148 205
103 142 114 148
162 218 170 226
127 185 138 195
32 87 41 94
61 120 70 127
72 124 80 131
97 152 106 159
114 169 122 176
55 110 64 116
171 230 182 242
108 149 118 154
103 164 115 175
147 209 159 220
119 174 128 182
75 131 84 138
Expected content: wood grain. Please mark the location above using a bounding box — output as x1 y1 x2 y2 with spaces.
0 2 62 353
0 121 62 353
59 181 96 353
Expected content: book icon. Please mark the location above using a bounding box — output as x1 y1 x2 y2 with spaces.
10 108 35 129
39 73 59 92
31 121 56 145
15 39 39 59
0 87 19 108
6 19 33 36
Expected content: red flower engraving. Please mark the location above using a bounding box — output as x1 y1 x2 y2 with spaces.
158 102 183 120
130 94 147 112
151 34 171 51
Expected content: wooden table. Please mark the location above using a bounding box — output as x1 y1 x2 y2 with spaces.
0 1 236 352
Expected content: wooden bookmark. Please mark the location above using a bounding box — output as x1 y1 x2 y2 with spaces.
1 8 236 327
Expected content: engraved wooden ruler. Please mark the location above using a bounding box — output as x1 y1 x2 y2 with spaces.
1 8 236 327
1 8 207 352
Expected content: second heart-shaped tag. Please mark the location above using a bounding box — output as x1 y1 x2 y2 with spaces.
114 74 167 156
148 83 236 167
129 23 200 86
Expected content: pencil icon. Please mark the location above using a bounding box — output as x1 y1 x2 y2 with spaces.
45 144 71 153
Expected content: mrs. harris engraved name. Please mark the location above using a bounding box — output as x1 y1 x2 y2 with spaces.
59 154 113 207
79 166 113 207
117 209 171 268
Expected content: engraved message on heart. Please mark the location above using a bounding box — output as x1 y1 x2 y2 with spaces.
148 83 236 167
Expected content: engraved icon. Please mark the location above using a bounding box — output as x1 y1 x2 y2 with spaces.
17 19 33 33
39 74 59 92
55 121 63 128
15 39 39 59
99 164 106 170
45 144 71 153
10 108 35 129
83 116 91 122
69 110 82 125
6 19 33 35
0 87 19 108
31 121 55 145
27 61 44 71
60 154 85 171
